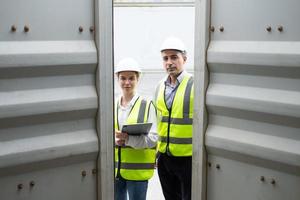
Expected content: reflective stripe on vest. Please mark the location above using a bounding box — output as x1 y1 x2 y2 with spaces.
114 97 156 181
115 162 155 169
156 75 194 156
158 136 192 144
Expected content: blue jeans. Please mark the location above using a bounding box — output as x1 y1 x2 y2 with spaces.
115 178 148 200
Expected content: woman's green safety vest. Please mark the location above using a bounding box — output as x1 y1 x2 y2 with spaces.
114 96 156 181
155 74 194 157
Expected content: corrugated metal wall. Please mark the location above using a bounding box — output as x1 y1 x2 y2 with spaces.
202 0 300 199
0 0 99 199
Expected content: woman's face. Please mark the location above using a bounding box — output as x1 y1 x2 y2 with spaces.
118 71 139 95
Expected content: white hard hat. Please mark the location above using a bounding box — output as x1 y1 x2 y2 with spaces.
160 36 186 52
115 58 141 74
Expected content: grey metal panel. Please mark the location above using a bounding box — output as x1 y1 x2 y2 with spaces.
207 41 300 67
0 74 96 91
206 125 300 169
210 0 300 41
207 155 300 200
0 86 97 118
0 161 97 200
194 0 300 199
0 129 98 168
0 0 99 199
0 0 94 41
0 41 97 67
207 84 300 118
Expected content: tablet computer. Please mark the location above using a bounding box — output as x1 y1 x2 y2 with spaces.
121 123 153 135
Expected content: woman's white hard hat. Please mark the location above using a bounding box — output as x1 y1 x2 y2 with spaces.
160 36 186 52
115 58 142 74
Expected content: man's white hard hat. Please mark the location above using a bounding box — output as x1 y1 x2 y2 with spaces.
115 58 142 74
160 36 186 52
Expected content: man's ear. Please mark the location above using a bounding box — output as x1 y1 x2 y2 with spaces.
183 56 187 62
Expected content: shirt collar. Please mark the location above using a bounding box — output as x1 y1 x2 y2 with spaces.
164 70 187 85
118 93 139 109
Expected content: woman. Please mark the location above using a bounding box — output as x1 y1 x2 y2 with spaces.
114 58 158 200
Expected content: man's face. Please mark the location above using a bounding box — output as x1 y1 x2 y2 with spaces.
161 50 186 77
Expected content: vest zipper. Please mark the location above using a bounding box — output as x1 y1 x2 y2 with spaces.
166 106 172 156
164 82 178 156
116 146 121 178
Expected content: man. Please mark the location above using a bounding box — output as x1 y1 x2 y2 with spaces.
155 37 194 200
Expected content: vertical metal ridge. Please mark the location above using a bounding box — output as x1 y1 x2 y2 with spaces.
95 0 114 198
192 0 210 200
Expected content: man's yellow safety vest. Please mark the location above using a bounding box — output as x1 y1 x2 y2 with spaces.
114 96 156 180
155 74 194 157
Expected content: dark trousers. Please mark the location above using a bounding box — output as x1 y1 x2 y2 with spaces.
157 153 192 200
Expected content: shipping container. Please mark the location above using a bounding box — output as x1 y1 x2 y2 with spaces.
0 0 299 199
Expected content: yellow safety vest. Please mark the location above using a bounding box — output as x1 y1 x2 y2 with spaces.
155 74 194 156
114 96 156 181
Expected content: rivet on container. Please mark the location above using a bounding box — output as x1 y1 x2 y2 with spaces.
81 170 87 177
79 26 84 33
266 26 272 32
210 26 215 32
29 181 35 187
260 176 265 182
219 26 224 32
208 162 212 168
24 25 30 33
89 26 94 33
92 168 97 175
277 25 283 32
17 183 23 190
270 178 276 185
11 25 17 32
216 164 220 169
